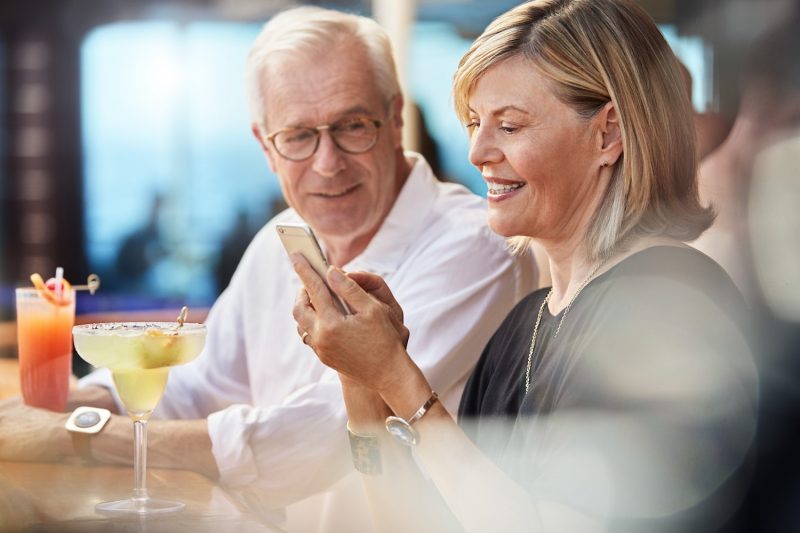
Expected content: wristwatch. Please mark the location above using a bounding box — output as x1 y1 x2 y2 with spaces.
384 391 438 446
65 406 111 462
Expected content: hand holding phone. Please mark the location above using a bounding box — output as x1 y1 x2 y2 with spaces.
276 223 351 314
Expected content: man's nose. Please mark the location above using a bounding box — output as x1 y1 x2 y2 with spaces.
312 130 346 177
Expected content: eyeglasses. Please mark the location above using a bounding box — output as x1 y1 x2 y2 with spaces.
266 116 383 161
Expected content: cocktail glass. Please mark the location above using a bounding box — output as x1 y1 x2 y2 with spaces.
72 322 206 515
16 287 76 412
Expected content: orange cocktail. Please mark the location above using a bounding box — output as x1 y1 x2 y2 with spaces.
16 286 75 412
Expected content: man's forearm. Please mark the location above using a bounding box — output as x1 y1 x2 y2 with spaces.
87 415 219 480
66 384 119 413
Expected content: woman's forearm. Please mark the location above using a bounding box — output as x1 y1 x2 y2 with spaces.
375 364 544 532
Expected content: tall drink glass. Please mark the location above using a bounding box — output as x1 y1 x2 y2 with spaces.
15 288 76 412
72 322 206 515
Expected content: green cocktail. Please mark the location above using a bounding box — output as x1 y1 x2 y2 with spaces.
73 322 206 515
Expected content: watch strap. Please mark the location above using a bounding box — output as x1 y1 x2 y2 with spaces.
71 431 93 462
406 391 439 425
65 407 111 463
384 391 439 447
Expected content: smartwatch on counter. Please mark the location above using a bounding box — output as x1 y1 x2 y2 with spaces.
385 391 438 447
65 406 111 462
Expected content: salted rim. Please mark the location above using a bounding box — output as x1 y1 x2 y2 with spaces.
73 322 206 335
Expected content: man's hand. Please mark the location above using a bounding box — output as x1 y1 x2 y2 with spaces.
0 397 70 463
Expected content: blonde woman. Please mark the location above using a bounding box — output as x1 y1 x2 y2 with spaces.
292 0 757 530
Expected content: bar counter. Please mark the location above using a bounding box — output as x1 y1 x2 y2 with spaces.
0 358 283 532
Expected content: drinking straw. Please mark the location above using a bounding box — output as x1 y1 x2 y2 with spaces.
54 266 64 299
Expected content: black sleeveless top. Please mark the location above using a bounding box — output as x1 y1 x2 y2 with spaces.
458 246 756 531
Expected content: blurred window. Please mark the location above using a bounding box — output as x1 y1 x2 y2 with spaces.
81 22 278 306
660 25 712 111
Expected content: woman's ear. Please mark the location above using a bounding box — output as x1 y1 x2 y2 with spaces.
597 101 622 165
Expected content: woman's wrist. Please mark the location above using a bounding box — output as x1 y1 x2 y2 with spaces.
377 353 435 422
341 375 392 434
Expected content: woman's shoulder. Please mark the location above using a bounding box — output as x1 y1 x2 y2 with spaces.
592 245 752 346
609 244 744 309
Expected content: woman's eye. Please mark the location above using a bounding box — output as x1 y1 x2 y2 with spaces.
465 120 479 130
500 125 518 134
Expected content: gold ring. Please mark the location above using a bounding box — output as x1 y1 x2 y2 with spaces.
301 331 310 345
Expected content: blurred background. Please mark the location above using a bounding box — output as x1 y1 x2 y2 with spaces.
0 0 793 318
1 1 799 531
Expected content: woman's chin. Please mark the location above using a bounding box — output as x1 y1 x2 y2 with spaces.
486 216 523 238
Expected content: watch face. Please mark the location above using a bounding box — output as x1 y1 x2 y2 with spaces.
75 411 101 429
65 406 111 434
385 416 419 446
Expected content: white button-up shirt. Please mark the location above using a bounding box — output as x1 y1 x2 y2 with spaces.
82 152 537 510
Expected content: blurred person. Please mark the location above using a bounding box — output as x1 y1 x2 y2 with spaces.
114 193 167 292
0 6 539 529
410 102 444 179
291 0 757 531
728 12 800 529
692 12 800 303
213 208 256 293
675 58 732 161
739 131 800 532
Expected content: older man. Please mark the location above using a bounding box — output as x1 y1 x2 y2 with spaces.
1 6 538 528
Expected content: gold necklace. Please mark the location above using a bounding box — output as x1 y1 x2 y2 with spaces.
524 261 605 394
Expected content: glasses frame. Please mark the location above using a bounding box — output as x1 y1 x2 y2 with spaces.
266 117 384 161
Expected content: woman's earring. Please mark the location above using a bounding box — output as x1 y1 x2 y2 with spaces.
602 161 609 167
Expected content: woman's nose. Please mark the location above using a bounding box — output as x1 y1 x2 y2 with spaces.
468 127 503 168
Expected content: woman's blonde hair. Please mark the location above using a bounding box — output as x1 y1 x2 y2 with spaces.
453 0 713 260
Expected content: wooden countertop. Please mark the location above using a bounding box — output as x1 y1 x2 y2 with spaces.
0 460 281 532
0 358 20 400
0 358 285 532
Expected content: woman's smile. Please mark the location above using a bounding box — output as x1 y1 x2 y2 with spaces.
485 178 526 201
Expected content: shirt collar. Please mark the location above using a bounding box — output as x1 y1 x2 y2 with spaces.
345 151 439 276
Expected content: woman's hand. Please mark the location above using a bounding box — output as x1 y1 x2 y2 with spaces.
342 271 410 348
290 253 412 393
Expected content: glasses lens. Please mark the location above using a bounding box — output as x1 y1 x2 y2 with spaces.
331 118 379 154
274 128 318 160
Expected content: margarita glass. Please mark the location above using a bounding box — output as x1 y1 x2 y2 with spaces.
72 321 206 515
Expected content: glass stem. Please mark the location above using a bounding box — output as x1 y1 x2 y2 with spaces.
133 419 149 504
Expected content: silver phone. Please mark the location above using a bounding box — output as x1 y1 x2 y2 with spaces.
276 223 351 314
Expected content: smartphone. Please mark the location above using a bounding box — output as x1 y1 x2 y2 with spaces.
276 223 351 314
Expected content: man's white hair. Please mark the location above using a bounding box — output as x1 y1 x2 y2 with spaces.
246 6 401 128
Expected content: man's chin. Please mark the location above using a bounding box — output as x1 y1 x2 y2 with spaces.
305 217 369 241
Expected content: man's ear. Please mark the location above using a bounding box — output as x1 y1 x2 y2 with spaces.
391 93 404 149
252 122 277 173
597 101 623 165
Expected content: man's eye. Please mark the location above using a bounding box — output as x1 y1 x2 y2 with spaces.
283 129 315 144
337 119 368 133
